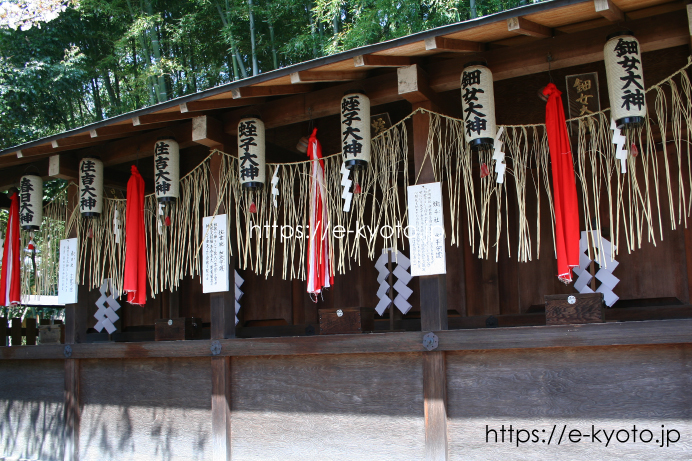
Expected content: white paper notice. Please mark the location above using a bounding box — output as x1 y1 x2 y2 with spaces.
203 214 230 293
58 238 78 305
407 182 446 276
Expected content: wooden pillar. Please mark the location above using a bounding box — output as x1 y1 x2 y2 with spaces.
686 3 692 50
399 66 450 461
195 117 235 460
63 182 84 461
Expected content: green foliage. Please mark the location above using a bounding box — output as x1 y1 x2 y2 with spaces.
0 0 541 150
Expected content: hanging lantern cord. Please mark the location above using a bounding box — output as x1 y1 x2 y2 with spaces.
547 53 554 83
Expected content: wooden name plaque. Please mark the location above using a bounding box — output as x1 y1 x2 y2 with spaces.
155 317 203 341
545 293 605 325
318 307 375 335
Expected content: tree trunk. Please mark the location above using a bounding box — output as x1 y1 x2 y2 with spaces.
268 20 278 70
248 0 259 76
102 71 119 113
90 78 103 120
216 1 245 80
144 0 168 102
470 0 477 19
308 3 317 58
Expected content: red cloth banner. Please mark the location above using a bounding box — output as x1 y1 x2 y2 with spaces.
307 128 333 295
123 165 148 304
543 83 579 283
0 192 21 305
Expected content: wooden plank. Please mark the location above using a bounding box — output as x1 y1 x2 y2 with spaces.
132 111 203 126
180 97 265 112
10 317 21 346
424 352 448 461
594 0 624 22
211 356 232 461
63 358 79 461
429 10 689 92
290 70 367 83
688 3 692 49
79 357 212 460
231 84 313 99
89 120 171 137
231 353 424 460
5 317 691 361
397 65 458 117
354 54 412 67
507 16 552 38
446 344 692 460
24 317 37 345
0 317 6 346
424 36 484 53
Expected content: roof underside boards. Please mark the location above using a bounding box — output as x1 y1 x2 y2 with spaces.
0 0 685 176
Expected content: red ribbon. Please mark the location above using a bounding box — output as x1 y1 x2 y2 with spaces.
123 165 148 304
0 192 21 305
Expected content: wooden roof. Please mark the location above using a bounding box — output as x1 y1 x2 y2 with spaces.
0 0 688 187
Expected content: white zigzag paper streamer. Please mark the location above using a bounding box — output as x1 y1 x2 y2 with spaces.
271 166 280 208
341 162 353 212
234 270 244 325
610 118 627 174
157 203 165 235
113 209 121 244
572 230 620 306
492 126 506 183
94 278 120 334
375 249 413 315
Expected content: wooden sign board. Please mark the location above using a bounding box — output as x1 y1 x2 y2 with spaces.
565 72 601 119
407 182 446 276
202 214 229 293
58 238 78 305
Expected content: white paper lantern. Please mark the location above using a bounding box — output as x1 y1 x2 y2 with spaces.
238 117 266 189
604 31 646 128
154 137 180 202
460 62 496 148
19 175 42 231
341 90 371 170
79 157 103 217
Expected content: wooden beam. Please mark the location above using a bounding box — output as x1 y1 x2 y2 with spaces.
231 84 313 99
397 65 458 117
429 10 689 92
595 0 625 22
132 111 202 126
89 121 171 138
353 54 412 67
192 115 232 149
223 72 400 134
95 122 194 167
3 319 690 360
290 70 367 83
507 16 552 38
424 36 484 53
211 356 232 461
424 352 448 461
180 97 265 113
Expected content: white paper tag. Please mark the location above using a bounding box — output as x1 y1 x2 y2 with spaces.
202 214 230 293
58 238 78 305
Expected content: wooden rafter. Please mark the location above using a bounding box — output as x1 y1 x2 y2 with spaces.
289 70 367 83
595 0 625 22
424 36 484 53
231 84 313 99
179 97 265 113
353 54 412 67
507 16 552 38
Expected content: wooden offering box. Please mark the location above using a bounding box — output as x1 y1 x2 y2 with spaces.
545 293 605 325
319 307 374 335
155 317 203 341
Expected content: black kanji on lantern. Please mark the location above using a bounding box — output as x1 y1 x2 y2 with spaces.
155 141 173 193
613 38 638 57
239 120 260 181
461 68 487 136
80 160 98 210
466 116 487 137
621 89 645 111
342 95 363 158
461 69 482 88
20 177 35 223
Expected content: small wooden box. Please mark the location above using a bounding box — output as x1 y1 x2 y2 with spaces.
38 324 63 344
318 307 374 335
545 293 605 325
155 317 202 341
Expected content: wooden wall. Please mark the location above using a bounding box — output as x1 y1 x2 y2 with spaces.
79 357 212 460
0 360 64 461
2 342 690 460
